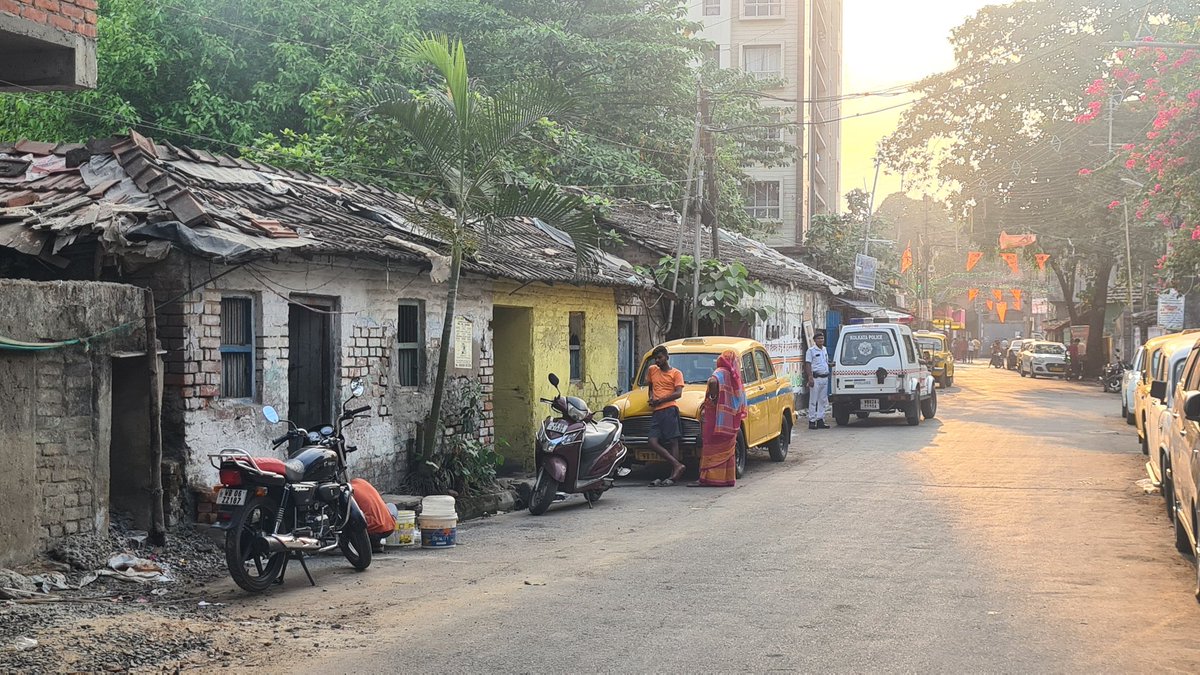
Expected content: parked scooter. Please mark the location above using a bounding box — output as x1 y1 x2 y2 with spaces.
210 378 373 592
1101 359 1127 392
529 373 629 515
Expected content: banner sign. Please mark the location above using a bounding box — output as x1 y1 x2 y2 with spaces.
853 253 878 291
1159 290 1185 330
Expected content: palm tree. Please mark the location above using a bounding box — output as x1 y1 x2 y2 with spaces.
371 35 600 460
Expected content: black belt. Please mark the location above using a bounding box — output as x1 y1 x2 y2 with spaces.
812 373 829 378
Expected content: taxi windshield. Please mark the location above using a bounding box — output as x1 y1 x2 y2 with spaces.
636 352 720 386
840 331 896 366
915 337 943 353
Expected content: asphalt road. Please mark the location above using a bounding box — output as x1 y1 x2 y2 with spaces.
219 363 1200 673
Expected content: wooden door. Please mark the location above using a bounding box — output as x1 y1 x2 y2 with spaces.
288 300 334 430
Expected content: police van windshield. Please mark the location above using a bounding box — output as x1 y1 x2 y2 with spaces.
840 331 896 366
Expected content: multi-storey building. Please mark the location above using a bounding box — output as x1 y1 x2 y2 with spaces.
688 0 842 250
1 0 98 91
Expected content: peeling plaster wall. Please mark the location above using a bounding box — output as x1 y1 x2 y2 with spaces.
749 284 831 401
492 281 621 469
139 254 493 494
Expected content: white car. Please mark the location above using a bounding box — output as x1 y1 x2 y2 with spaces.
1147 337 1196 494
1018 341 1068 378
1123 346 1145 425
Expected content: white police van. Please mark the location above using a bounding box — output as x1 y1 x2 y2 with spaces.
829 322 937 427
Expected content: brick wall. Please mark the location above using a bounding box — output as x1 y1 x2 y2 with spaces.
1 0 98 38
35 351 102 538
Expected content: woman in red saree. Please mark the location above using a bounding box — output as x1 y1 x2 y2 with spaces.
690 350 747 487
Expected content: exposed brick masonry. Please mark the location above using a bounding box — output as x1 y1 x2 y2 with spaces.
1 0 98 39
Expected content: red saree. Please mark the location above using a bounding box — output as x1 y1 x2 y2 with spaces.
698 351 747 487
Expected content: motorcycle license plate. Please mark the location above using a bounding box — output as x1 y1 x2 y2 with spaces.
861 399 880 411
548 421 569 433
216 488 247 507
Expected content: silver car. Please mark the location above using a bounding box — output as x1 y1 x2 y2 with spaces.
1018 341 1068 379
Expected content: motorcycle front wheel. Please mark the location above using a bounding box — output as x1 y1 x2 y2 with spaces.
528 468 558 515
225 496 287 593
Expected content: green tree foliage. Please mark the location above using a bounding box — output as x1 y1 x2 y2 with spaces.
1 0 787 233
798 189 898 302
649 256 767 338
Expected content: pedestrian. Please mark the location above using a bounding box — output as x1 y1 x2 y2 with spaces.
645 345 687 487
1068 338 1082 380
969 337 980 363
954 337 967 363
690 350 747 487
805 332 831 429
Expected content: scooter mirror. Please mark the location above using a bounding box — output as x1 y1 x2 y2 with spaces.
548 373 560 388
349 377 365 398
262 406 280 424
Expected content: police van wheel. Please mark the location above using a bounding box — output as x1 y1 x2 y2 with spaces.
904 397 921 426
833 404 851 427
921 388 937 420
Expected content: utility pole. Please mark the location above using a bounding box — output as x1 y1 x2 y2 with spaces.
862 160 881 255
692 168 705 336
667 84 704 337
699 90 720 260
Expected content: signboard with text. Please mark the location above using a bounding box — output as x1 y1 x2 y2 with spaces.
1158 290 1185 330
853 253 878 291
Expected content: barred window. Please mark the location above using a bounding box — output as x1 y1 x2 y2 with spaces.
397 302 424 387
569 312 585 381
703 0 720 16
744 181 781 220
743 0 781 17
220 297 254 399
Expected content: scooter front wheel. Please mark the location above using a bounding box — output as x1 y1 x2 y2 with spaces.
528 468 558 515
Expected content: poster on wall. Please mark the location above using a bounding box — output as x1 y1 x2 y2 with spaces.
1158 290 1185 330
454 316 473 368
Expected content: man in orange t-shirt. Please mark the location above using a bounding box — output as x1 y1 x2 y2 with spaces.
646 345 686 486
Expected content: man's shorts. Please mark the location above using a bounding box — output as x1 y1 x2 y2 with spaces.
649 406 681 442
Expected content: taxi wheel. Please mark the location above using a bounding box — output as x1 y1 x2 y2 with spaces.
1141 420 1150 456
734 431 748 479
1177 495 1193 555
767 417 791 462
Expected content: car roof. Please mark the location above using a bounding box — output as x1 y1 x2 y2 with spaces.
1145 330 1200 351
913 331 947 339
654 336 763 355
1154 333 1200 355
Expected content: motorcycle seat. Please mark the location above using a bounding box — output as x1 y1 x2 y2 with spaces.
251 457 305 482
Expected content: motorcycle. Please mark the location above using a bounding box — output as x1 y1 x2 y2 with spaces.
210 377 373 592
989 349 1005 368
529 373 629 515
1101 360 1128 392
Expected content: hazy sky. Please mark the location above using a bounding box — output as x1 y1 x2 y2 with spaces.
840 0 998 209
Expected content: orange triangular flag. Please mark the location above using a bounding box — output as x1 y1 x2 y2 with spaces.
966 251 984 271
997 301 1008 323
967 288 979 302
1035 253 1051 270
986 300 995 312
1011 289 1023 305
901 243 913 273
992 289 1003 302
1000 252 1020 274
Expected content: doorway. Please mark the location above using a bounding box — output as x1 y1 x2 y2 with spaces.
492 306 534 470
289 298 335 430
110 355 153 528
617 318 635 393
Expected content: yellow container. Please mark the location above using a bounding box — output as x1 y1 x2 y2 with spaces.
386 510 417 547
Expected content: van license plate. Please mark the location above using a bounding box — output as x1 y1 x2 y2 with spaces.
217 489 247 506
861 399 880 411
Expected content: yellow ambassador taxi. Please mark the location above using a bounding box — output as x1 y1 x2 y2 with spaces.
606 336 797 478
913 330 955 388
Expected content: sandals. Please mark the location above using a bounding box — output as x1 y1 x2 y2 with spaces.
648 478 676 487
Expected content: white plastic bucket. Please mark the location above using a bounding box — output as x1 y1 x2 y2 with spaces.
421 495 457 518
418 515 457 548
385 510 416 547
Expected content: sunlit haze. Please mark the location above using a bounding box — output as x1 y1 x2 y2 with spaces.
841 0 999 209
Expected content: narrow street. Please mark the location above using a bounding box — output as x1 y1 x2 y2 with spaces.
188 364 1200 672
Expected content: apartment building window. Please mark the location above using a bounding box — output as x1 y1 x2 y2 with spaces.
397 301 424 387
763 110 782 141
219 297 254 399
569 312 585 381
703 0 720 16
742 45 781 80
744 181 781 220
743 0 782 17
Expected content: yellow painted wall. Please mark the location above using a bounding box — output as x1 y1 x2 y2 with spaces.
492 281 620 469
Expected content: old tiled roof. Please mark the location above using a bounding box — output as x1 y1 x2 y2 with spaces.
599 199 850 295
0 133 644 288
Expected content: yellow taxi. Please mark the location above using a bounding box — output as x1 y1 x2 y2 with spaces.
913 330 955 388
606 336 797 478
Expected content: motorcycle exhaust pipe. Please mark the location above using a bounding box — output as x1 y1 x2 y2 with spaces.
256 534 320 554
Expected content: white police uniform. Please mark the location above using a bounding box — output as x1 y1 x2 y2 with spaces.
806 343 830 423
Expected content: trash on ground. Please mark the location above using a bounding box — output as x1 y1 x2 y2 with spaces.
1136 478 1159 495
101 553 175 583
4 637 38 652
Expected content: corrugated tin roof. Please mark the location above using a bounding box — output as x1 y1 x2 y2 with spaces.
0 133 644 288
599 199 849 295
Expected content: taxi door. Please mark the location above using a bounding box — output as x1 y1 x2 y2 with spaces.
753 348 784 442
1173 346 1200 549
740 350 766 445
